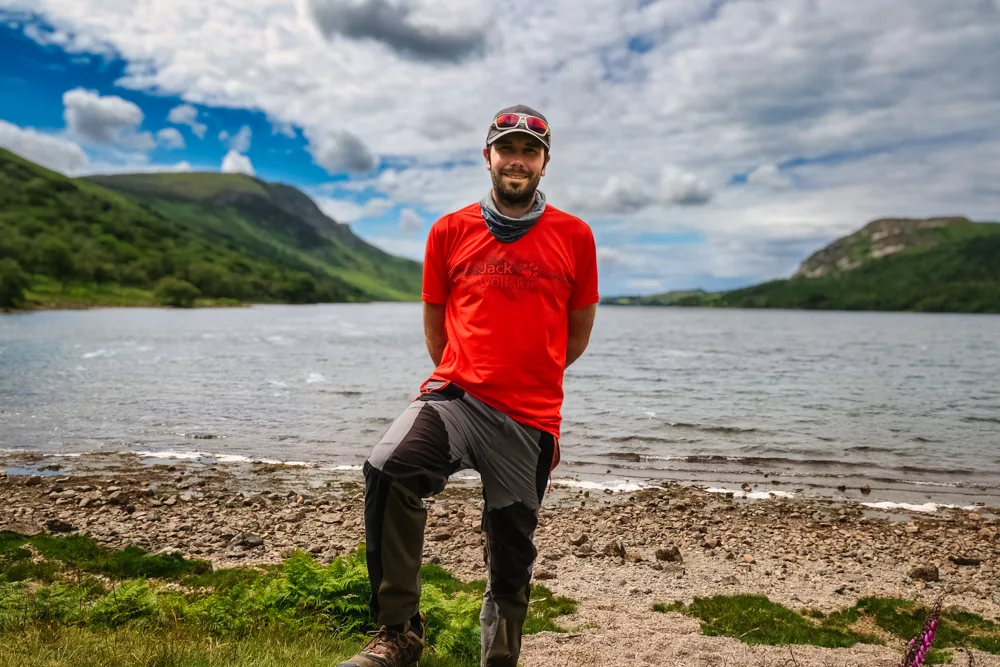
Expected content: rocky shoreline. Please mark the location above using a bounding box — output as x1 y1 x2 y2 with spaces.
2 452 999 666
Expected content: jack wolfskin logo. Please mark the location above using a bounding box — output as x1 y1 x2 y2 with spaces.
459 250 564 301
475 260 515 275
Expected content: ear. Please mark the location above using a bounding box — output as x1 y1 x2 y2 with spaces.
483 146 491 169
541 151 550 176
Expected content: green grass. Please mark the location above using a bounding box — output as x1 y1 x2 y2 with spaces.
0 532 577 667
655 594 1000 665
0 625 473 667
0 531 213 583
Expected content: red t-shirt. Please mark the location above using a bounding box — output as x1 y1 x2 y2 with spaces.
421 201 600 440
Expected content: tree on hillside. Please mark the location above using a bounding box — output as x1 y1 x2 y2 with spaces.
0 258 30 310
154 276 201 308
36 237 75 286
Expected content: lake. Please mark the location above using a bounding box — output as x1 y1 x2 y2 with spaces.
2 304 998 509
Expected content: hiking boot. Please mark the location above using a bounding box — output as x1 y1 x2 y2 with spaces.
338 616 426 667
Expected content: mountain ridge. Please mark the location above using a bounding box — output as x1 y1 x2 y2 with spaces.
605 216 1000 314
0 148 422 310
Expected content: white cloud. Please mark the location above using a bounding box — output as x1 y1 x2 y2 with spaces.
359 235 427 261
304 127 377 174
155 127 185 149
314 195 392 222
661 167 713 206
166 103 206 138
11 0 1000 289
220 124 252 153
272 119 296 138
0 119 88 174
747 163 792 189
564 166 712 214
220 148 255 175
625 278 662 291
398 207 422 231
62 87 154 150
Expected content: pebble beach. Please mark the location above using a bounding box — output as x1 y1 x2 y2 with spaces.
2 449 998 666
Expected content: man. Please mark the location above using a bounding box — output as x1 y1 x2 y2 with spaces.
339 104 599 667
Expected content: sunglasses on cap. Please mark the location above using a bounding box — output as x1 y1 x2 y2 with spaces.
493 113 549 137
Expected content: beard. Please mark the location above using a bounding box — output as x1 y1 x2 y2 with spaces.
491 167 541 208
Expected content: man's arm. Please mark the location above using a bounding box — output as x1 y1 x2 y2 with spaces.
566 303 597 368
423 302 447 366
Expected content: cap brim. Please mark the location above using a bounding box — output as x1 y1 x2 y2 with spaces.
487 127 549 149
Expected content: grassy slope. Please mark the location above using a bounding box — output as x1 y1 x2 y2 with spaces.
0 148 421 309
607 220 1000 313
85 172 422 302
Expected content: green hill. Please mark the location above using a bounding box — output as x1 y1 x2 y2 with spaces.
0 148 422 310
605 217 1000 313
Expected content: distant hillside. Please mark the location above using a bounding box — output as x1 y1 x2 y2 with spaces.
606 217 1000 313
0 148 422 310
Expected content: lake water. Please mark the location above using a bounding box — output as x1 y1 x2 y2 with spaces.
1 304 999 509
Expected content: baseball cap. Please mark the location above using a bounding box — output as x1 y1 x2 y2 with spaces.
486 104 551 150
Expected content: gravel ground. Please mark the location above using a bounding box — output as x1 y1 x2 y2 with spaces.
1 452 998 666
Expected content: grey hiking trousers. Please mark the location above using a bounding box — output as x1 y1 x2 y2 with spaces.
362 379 557 667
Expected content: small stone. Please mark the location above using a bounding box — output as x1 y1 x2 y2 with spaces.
603 540 627 558
25 475 43 487
860 484 871 494
909 565 940 582
743 554 756 564
656 546 683 563
164 496 178 506
535 569 557 581
569 533 588 546
232 532 264 548
45 518 74 533
949 556 982 567
430 529 452 541
979 528 995 540
905 524 919 534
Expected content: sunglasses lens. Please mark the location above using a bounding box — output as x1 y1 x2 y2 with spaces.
495 113 521 128
525 116 548 134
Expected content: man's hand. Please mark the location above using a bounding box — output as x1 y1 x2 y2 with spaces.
566 303 597 368
423 302 447 366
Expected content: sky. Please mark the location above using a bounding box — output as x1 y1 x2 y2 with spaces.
1 0 999 297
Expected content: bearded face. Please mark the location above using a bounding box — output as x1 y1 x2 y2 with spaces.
486 135 549 209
